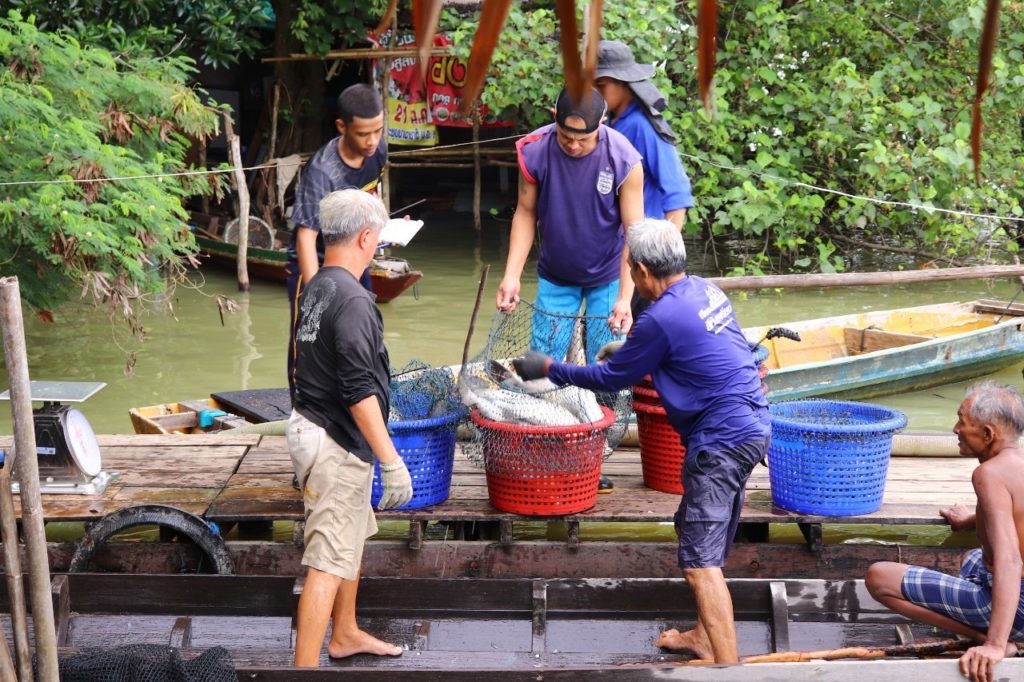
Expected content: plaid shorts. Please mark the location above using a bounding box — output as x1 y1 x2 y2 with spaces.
901 548 1024 640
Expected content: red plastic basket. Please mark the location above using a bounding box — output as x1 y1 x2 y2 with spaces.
470 407 616 516
632 383 686 495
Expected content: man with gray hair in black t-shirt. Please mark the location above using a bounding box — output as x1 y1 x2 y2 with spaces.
288 188 413 667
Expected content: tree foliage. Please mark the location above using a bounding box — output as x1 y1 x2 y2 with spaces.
0 12 223 328
5 0 272 68
450 0 1024 274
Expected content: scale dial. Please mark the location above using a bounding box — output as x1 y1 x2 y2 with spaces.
61 407 102 477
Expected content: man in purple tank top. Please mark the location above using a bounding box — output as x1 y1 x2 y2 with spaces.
496 87 644 366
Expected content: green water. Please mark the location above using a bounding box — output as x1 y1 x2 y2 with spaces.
0 214 1019 433
2 212 1021 546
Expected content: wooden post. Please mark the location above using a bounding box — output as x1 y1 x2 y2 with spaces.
198 137 210 216
0 277 58 681
0 460 32 681
224 113 251 292
473 109 482 231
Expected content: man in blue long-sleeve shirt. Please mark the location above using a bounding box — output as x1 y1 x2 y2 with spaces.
513 218 769 664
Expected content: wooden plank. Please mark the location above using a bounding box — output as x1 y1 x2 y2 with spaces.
973 298 1024 316
843 327 931 354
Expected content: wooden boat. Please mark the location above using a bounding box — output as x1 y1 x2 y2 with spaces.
128 398 252 434
5 573 1020 679
193 220 422 303
747 299 1024 401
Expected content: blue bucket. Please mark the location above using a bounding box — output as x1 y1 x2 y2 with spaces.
768 400 907 515
371 409 463 510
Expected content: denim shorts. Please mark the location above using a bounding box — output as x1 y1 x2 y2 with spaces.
674 438 769 569
902 548 1024 639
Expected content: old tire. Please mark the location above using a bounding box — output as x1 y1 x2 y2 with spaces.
68 504 234 574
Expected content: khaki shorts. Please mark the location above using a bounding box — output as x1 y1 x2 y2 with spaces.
287 410 378 580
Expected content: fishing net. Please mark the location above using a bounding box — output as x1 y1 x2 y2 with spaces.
458 301 632 473
389 359 465 423
55 644 236 681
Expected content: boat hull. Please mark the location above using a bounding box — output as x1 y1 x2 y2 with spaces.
195 235 422 303
745 300 1024 401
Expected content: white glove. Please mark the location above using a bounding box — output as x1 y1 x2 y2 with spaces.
378 458 413 510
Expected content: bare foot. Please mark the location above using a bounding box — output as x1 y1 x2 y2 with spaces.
656 627 714 660
328 629 403 659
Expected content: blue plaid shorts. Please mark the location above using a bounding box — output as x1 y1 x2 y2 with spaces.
901 548 1024 639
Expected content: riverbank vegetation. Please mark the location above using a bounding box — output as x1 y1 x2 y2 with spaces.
449 0 1024 275
0 12 222 332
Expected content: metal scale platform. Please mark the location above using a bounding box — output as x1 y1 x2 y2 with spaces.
0 380 118 495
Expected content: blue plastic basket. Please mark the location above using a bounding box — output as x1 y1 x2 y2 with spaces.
768 400 907 515
371 410 463 510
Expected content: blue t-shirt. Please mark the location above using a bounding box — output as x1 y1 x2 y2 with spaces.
516 124 641 288
287 136 387 264
548 275 769 454
609 102 693 218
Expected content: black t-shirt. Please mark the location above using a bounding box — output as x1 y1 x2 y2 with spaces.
292 266 390 462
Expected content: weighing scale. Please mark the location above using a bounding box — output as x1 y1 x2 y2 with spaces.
0 380 118 495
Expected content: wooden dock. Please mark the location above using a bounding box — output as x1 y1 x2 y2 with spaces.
0 434 978 579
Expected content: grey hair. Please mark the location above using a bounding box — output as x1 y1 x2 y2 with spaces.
964 380 1024 438
626 218 687 278
318 189 388 246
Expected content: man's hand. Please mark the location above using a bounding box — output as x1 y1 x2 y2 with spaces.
596 340 624 364
378 458 413 510
496 276 521 313
940 503 975 531
513 351 553 381
960 643 1007 682
608 301 632 336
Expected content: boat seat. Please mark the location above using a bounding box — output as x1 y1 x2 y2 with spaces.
843 327 931 355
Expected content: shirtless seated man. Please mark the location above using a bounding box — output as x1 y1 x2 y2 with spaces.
866 381 1024 682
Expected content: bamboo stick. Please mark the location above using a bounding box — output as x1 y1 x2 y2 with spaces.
738 637 975 664
0 462 32 681
0 627 15 682
473 111 482 232
261 47 453 63
461 264 491 371
0 277 58 681
709 264 1024 291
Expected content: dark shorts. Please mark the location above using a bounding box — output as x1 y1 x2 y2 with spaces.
901 548 1024 640
674 437 769 569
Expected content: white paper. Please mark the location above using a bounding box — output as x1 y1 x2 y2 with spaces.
379 218 424 247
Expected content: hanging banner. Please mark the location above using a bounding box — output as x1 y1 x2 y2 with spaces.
427 35 513 129
371 32 514 144
370 32 439 147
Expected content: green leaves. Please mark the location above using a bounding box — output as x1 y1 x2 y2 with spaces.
0 12 220 327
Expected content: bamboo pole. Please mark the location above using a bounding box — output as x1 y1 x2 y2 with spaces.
737 637 976 664
0 277 58 681
473 110 482 232
224 113 251 292
461 264 491 371
262 47 453 63
0 459 32 681
0 627 15 682
708 264 1024 291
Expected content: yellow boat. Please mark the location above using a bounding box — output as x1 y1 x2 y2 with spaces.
746 299 1024 401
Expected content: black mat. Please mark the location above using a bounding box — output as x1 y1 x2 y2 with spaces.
211 388 291 423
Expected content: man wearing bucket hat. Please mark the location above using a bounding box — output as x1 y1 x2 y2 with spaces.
512 218 770 664
595 40 694 321
866 381 1024 682
595 40 693 230
496 86 644 363
288 189 413 667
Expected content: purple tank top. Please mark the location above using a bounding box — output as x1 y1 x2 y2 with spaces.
516 124 641 288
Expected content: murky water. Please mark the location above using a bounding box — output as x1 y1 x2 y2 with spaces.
5 210 1020 547
2 213 1020 434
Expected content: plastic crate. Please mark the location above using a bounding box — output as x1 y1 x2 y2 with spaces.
768 400 907 515
471 407 616 516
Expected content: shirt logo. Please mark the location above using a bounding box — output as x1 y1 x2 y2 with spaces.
596 169 614 195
